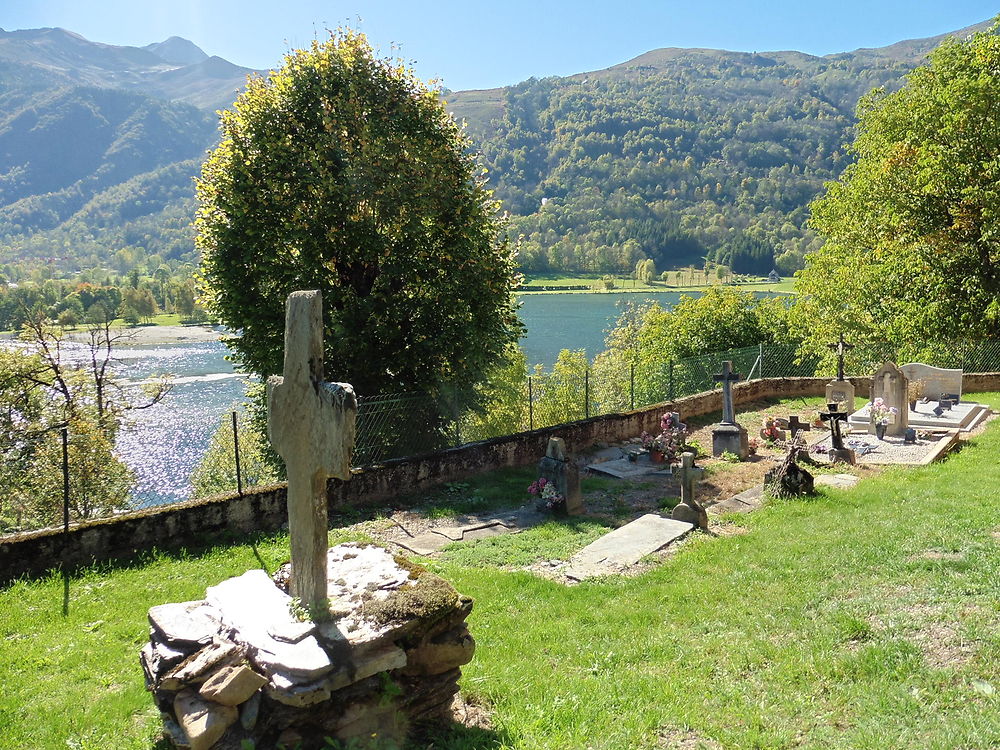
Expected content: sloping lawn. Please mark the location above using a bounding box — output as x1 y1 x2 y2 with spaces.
1 396 998 749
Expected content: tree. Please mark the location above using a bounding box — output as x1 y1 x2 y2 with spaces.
196 30 521 422
798 24 1000 364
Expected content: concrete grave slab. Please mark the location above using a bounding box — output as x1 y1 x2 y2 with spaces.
710 484 764 514
849 399 989 432
565 514 693 580
815 474 861 489
393 533 453 556
587 455 671 479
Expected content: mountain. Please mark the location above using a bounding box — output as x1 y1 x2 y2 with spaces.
0 27 259 111
0 21 993 282
144 36 209 66
445 20 992 276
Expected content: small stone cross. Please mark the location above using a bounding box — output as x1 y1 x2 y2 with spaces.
819 402 848 451
713 360 742 425
787 415 811 439
267 290 357 615
827 333 854 382
675 452 705 510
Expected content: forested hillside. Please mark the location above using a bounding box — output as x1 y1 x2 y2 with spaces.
0 21 990 284
447 22 988 275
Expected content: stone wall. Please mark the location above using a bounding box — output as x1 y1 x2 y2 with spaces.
3 374 997 584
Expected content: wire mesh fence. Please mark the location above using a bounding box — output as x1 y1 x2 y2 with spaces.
6 339 1000 533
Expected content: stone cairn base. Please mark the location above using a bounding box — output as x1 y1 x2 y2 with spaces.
141 544 475 750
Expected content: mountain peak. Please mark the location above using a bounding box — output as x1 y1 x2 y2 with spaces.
144 36 208 66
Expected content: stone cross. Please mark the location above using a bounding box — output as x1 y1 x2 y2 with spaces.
713 360 742 425
671 451 707 529
819 402 848 451
787 415 811 438
267 290 357 615
827 333 854 382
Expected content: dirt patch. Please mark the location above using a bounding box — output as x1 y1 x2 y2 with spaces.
657 727 723 749
448 694 494 731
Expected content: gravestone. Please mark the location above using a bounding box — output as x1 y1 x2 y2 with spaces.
670 452 707 530
267 290 358 615
820 402 854 464
787 415 811 439
537 437 582 515
900 363 963 401
825 333 856 413
711 361 749 459
870 361 909 438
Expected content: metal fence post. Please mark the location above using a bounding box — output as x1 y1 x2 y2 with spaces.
669 360 675 402
231 411 243 496
528 376 534 431
630 362 635 411
61 427 70 535
584 369 590 419
759 342 765 379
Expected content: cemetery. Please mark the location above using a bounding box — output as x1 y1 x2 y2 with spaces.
3 302 1000 748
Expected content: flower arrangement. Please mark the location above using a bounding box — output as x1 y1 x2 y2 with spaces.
527 476 564 511
652 412 688 462
747 437 759 455
760 415 783 443
869 397 899 425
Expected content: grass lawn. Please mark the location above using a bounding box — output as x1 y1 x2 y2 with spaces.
518 273 797 295
2 395 999 749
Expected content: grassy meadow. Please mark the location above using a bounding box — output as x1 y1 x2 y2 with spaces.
1 395 998 749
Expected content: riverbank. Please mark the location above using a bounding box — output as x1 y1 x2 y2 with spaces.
518 276 796 294
66 324 226 346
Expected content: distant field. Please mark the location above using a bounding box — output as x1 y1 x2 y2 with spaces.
518 274 796 294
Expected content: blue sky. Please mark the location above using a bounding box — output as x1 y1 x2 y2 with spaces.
3 1 997 90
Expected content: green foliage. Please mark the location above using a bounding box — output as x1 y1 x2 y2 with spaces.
799 23 1000 364
531 349 590 427
197 30 521 411
458 344 530 442
190 409 280 499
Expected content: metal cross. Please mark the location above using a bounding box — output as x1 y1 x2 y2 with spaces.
787 415 811 439
713 360 742 426
267 290 357 615
827 333 854 382
819 402 849 452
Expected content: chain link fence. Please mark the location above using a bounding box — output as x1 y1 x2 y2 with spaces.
6 339 1000 533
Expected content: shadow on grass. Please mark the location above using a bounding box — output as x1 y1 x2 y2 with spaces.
410 720 512 750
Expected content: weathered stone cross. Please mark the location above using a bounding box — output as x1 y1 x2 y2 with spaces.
671 451 707 530
267 290 357 616
713 360 742 425
787 415 811 438
676 452 704 509
827 333 854 382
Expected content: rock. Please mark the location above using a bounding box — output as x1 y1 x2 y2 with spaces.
403 626 476 676
198 664 268 706
173 689 238 750
670 502 708 531
149 601 219 646
160 638 242 691
240 691 261 731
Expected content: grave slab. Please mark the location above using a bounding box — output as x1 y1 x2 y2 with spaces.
815 473 861 489
393 533 452 556
849 399 989 432
710 484 764 514
587 455 671 479
815 430 959 466
565 514 693 580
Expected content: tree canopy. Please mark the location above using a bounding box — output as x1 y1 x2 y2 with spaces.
797 23 1000 363
196 31 521 398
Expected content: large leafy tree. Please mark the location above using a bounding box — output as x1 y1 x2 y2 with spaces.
797 23 1000 364
196 31 521 404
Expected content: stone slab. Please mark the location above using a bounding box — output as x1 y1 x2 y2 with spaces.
565 514 693 580
899 362 963 401
149 601 219 646
849 400 989 432
814 430 958 466
815 473 861 489
587 456 671 479
460 524 511 542
710 484 764 514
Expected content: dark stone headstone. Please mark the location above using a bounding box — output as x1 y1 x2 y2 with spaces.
537 437 582 515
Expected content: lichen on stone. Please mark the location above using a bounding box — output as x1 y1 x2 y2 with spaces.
364 573 458 627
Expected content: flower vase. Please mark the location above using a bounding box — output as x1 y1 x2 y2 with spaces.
875 422 887 440
649 449 665 464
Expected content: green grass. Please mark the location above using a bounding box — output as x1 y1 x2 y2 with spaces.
2 396 1000 749
518 273 796 295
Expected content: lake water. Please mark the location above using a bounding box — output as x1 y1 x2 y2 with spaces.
101 290 782 503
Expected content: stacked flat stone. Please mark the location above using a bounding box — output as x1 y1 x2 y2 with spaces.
142 544 475 750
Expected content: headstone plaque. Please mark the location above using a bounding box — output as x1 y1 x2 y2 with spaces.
711 361 749 459
537 437 582 515
870 361 909 437
899 363 963 402
267 290 358 615
825 333 856 413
